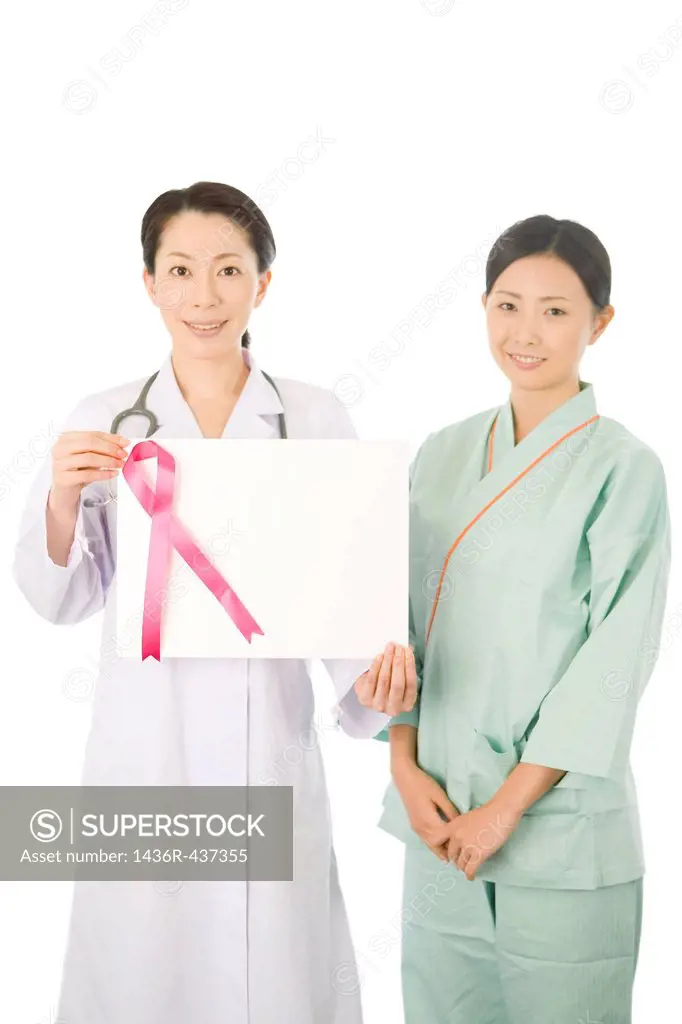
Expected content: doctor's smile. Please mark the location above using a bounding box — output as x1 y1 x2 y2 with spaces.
183 318 229 334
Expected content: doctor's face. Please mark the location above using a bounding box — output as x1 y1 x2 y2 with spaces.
143 210 271 359
482 253 613 393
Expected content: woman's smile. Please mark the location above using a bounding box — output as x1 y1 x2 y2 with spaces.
184 319 228 338
506 351 546 370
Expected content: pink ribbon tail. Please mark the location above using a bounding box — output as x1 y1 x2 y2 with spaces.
122 440 265 661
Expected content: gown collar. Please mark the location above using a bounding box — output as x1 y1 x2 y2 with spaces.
148 346 284 439
424 380 600 647
490 380 598 471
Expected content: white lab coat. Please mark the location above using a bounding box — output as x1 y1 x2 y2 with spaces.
13 348 389 1024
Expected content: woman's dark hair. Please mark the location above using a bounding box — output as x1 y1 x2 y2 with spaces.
141 181 277 349
485 215 611 311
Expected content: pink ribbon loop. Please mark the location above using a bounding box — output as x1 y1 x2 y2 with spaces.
122 440 265 661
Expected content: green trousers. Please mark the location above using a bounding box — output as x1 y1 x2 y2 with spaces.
401 844 643 1024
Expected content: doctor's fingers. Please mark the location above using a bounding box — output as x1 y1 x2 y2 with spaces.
372 642 396 710
385 645 408 715
55 431 129 460
53 455 125 490
55 451 126 473
401 646 418 711
354 656 382 707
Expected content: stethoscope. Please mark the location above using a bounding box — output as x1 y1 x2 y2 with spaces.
82 368 287 508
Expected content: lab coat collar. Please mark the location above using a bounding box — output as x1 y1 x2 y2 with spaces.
148 346 283 439
493 379 597 464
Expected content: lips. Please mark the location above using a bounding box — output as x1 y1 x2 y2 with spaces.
185 321 227 330
508 353 543 363
184 320 228 338
506 352 546 369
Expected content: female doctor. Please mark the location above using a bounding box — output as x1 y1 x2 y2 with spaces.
365 214 671 1023
12 180 417 1024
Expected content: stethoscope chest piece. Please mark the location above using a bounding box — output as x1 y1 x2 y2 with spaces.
110 406 160 437
110 369 161 438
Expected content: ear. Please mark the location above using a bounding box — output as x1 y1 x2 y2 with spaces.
142 268 156 304
253 269 273 309
481 291 488 310
587 304 615 346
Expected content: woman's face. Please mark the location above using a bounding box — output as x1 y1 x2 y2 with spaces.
143 210 271 359
482 253 613 392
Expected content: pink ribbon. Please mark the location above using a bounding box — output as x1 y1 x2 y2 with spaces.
122 440 265 661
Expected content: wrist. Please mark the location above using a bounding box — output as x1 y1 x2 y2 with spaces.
48 486 81 517
487 790 525 825
390 754 419 782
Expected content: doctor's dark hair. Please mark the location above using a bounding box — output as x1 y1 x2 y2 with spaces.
484 215 611 311
140 181 277 349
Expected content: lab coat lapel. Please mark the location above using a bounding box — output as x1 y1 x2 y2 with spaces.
221 348 283 439
147 347 283 440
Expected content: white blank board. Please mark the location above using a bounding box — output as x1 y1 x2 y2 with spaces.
116 439 410 658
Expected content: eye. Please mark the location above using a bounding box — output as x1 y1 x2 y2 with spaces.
546 307 566 317
499 302 516 311
218 265 239 276
169 265 188 277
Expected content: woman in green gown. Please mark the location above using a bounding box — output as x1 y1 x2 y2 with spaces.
364 214 670 1023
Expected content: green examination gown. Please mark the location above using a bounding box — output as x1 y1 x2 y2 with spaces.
376 381 671 891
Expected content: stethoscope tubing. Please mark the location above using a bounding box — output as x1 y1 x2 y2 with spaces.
82 368 287 507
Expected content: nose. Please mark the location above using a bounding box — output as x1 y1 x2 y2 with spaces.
190 269 220 307
513 310 543 346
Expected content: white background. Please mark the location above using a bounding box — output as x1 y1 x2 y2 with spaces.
1 0 681 1020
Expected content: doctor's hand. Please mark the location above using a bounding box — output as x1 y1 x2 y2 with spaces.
392 760 460 862
353 643 418 716
49 431 130 512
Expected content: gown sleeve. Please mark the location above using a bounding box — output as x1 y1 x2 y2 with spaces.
12 396 117 624
520 444 671 781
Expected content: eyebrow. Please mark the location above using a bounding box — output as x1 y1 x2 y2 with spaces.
164 251 245 261
495 289 571 301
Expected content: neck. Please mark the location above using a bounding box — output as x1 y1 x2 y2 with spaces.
171 346 249 405
511 378 581 443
